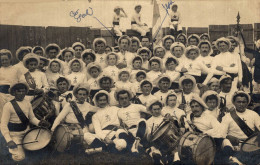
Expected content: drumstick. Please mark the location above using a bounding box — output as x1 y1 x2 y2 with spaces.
151 123 155 136
35 128 42 140
17 140 38 145
104 127 117 139
239 141 257 146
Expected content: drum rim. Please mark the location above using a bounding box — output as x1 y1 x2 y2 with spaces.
22 127 52 151
31 95 44 109
241 132 260 153
178 131 193 160
150 122 171 142
54 124 72 152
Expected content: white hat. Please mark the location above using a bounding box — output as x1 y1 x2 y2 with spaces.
55 76 72 90
93 90 110 107
219 74 232 84
199 33 210 40
62 47 75 58
47 59 64 74
23 53 40 68
140 79 153 88
153 45 166 56
32 46 45 55
81 49 96 61
198 40 212 49
137 47 152 58
118 35 131 46
93 38 106 50
73 83 90 96
72 42 86 50
148 56 163 71
184 45 200 58
207 77 220 85
155 74 171 88
231 91 251 105
215 37 231 50
16 46 31 61
86 62 102 75
179 75 196 90
188 34 200 43
9 81 29 96
0 49 12 59
162 35 175 45
201 90 221 107
165 56 179 66
165 91 178 106
131 36 141 46
68 58 84 72
114 88 133 101
170 42 186 55
190 94 208 109
45 43 61 56
146 98 163 111
98 75 114 87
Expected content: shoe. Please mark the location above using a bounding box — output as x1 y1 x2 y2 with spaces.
131 137 140 154
229 156 243 165
85 147 102 155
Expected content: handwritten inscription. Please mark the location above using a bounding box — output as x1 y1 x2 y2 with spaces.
161 0 174 14
70 8 93 23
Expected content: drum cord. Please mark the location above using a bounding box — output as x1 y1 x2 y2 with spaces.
50 132 67 156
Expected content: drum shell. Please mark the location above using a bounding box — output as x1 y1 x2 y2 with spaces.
241 132 260 157
178 131 216 165
53 124 84 152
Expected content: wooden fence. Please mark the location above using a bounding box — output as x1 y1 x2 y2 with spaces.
0 23 259 63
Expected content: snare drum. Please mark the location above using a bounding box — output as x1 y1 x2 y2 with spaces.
178 132 216 165
22 127 52 151
53 124 84 152
150 122 182 153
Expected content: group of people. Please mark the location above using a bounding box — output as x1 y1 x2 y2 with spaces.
0 4 260 165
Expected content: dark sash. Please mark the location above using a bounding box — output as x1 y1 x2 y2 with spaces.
69 101 87 129
113 22 119 25
131 21 137 25
230 110 254 137
9 99 29 131
24 72 36 89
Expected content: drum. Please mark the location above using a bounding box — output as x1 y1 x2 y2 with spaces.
241 132 260 154
22 127 52 151
150 122 182 153
53 124 84 152
31 94 55 121
178 132 216 165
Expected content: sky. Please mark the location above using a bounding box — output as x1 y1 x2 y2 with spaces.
0 0 259 28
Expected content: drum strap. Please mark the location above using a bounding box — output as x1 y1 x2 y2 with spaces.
190 114 203 133
10 99 29 126
230 110 254 137
69 101 86 129
24 72 36 89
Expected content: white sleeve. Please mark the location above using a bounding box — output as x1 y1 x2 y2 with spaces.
0 103 12 142
41 73 50 92
51 104 70 131
92 114 106 140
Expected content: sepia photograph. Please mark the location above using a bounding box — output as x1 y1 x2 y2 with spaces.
0 0 259 164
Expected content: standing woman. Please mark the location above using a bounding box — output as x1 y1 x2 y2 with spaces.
131 5 149 37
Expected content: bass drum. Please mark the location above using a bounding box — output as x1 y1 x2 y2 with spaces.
22 127 52 151
241 132 260 157
53 124 84 152
178 131 216 165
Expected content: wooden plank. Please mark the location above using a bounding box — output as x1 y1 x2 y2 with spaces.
85 28 94 49
209 25 229 42
34 26 46 48
254 23 260 42
0 25 10 50
187 27 208 37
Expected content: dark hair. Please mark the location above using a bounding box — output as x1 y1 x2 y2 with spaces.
95 92 109 102
164 37 174 44
116 90 131 100
140 80 152 88
139 49 149 54
166 58 177 66
149 101 163 111
220 77 232 85
0 52 12 60
190 100 204 110
73 45 84 50
76 88 89 95
131 40 140 46
159 77 170 83
188 36 199 42
82 53 96 61
105 46 113 51
50 60 60 66
217 41 229 46
136 71 146 78
71 59 81 66
132 56 142 64
233 93 249 103
149 59 160 65
25 58 38 66
177 34 187 43
89 66 100 72
57 77 69 85
46 46 59 53
205 94 218 103
166 94 177 105
199 42 210 48
141 36 150 41
96 41 105 46
33 46 43 53
99 76 112 84
18 49 30 61
182 79 193 85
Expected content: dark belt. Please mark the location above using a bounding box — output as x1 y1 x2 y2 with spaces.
8 122 27 132
129 125 137 129
0 85 10 94
113 22 119 25
27 90 35 96
103 125 118 131
131 21 137 25
171 19 178 21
